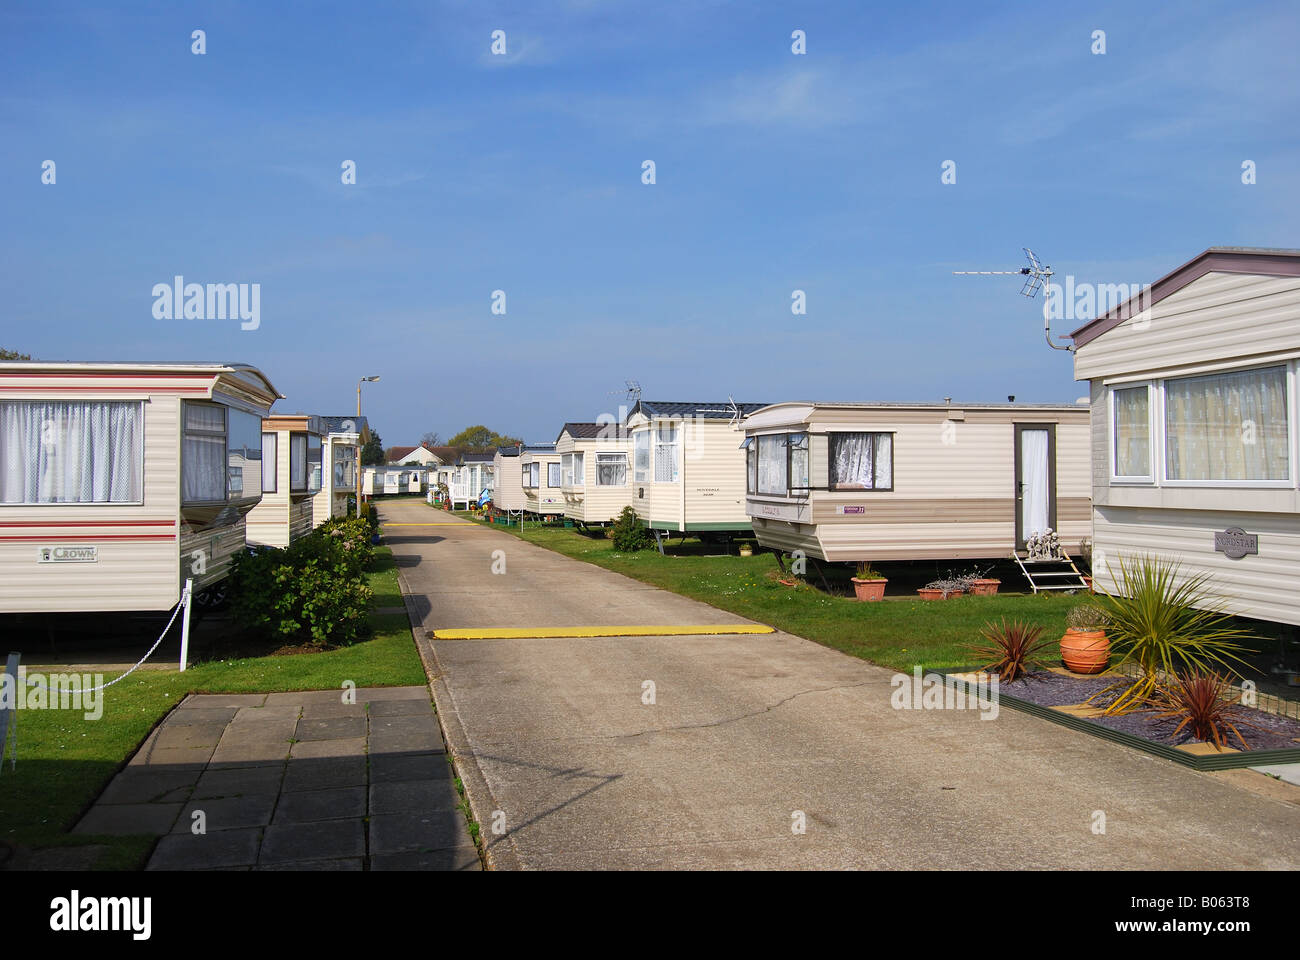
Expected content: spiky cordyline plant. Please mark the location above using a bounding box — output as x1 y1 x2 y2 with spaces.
966 619 1053 683
1094 554 1257 715
1146 672 1263 752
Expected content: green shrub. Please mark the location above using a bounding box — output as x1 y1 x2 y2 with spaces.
609 506 651 552
228 526 374 648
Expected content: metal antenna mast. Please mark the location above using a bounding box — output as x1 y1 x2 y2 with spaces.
954 247 1071 351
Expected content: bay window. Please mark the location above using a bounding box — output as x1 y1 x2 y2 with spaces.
757 434 788 496
596 452 627 486
830 432 893 491
334 443 357 490
749 432 810 497
0 400 143 504
1164 365 1289 482
182 403 228 503
307 434 323 493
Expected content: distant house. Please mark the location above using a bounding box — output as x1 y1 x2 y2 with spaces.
1071 246 1300 625
390 444 444 466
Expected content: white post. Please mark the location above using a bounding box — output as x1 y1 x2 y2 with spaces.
179 579 193 672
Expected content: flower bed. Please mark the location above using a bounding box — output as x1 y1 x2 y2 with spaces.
949 668 1300 770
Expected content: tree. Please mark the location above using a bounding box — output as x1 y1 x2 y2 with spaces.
421 431 442 448
0 348 33 360
447 425 523 452
361 431 385 465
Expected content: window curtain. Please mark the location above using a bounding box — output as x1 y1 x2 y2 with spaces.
1113 387 1150 477
596 454 626 486
1165 366 1288 481
654 423 679 482
746 443 757 493
873 434 893 489
1 401 142 504
261 433 277 493
757 435 788 495
1020 429 1049 537
290 434 306 490
830 433 873 489
548 462 561 487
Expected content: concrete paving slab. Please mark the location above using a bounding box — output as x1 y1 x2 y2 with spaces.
289 737 366 760
368 811 469 855
174 793 278 833
372 848 481 871
192 764 286 799
98 768 200 805
1251 763 1300 786
257 858 363 871
368 698 436 717
74 802 182 836
282 757 368 792
260 820 365 864
230 705 302 725
295 716 367 741
178 694 267 709
300 701 367 719
370 779 461 815
370 752 451 782
273 786 367 823
148 829 262 870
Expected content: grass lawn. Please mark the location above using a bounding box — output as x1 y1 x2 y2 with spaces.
0 545 425 870
452 509 1081 673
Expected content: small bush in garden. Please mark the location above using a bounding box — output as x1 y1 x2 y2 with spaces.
609 506 651 552
1146 672 1262 751
966 619 1053 683
1066 604 1110 631
227 526 374 648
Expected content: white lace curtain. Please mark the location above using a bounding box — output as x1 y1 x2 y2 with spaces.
1113 386 1150 476
1 401 142 503
830 433 892 490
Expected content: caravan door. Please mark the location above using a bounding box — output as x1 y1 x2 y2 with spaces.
1013 423 1056 549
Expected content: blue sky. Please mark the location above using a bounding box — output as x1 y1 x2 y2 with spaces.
3 0 1297 446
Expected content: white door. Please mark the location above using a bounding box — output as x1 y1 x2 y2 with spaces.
1016 426 1052 545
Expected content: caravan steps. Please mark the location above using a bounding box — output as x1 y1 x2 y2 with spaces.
1012 551 1090 594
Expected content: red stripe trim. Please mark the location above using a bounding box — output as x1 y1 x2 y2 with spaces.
0 521 176 529
0 534 177 542
0 373 218 380
0 386 210 393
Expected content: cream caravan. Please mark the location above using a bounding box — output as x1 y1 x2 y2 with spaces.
491 445 524 513
626 400 769 546
1071 246 1300 625
0 361 280 613
555 422 632 527
742 401 1090 562
246 414 324 548
519 444 563 517
312 416 367 526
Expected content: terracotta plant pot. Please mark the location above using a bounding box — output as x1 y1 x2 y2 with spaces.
1060 629 1110 674
916 587 945 601
851 577 887 601
969 578 1001 596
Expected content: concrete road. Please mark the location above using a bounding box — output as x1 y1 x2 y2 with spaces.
382 500 1300 870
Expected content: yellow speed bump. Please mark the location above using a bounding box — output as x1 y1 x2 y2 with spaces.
432 624 775 640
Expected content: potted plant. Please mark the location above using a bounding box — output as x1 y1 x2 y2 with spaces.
966 566 1001 596
918 576 963 600
850 561 887 601
1060 604 1111 674
738 542 754 557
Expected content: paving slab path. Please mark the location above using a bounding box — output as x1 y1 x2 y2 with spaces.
385 499 1300 870
75 685 480 871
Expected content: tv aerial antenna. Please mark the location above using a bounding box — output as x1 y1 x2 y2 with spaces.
953 247 1072 351
697 396 744 428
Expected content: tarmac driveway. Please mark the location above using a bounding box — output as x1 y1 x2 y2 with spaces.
382 499 1300 870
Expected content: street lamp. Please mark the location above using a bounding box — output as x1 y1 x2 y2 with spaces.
356 376 380 517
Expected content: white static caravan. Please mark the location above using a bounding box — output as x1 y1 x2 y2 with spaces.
0 361 280 613
555 423 632 527
519 444 563 516
742 401 1091 562
312 415 368 526
626 400 769 542
491 445 524 513
246 414 324 548
450 453 495 509
1071 247 1300 625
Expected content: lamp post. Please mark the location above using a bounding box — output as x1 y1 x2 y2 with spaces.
356 376 380 517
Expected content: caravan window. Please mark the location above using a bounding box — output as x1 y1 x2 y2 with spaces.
1164 365 1289 483
182 402 228 503
789 433 809 491
334 443 357 490
757 435 788 496
829 433 893 491
743 438 757 494
596 453 627 486
0 400 143 504
261 433 278 493
654 423 680 482
548 462 561 487
290 434 307 492
633 431 650 482
226 408 263 500
571 452 584 486
1112 386 1151 480
307 434 323 493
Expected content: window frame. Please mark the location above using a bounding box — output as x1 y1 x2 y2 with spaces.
595 452 628 487
0 399 146 506
827 430 895 492
1109 382 1155 484
261 432 278 494
633 429 651 483
289 433 308 493
653 421 680 483
182 400 230 506
547 461 562 488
